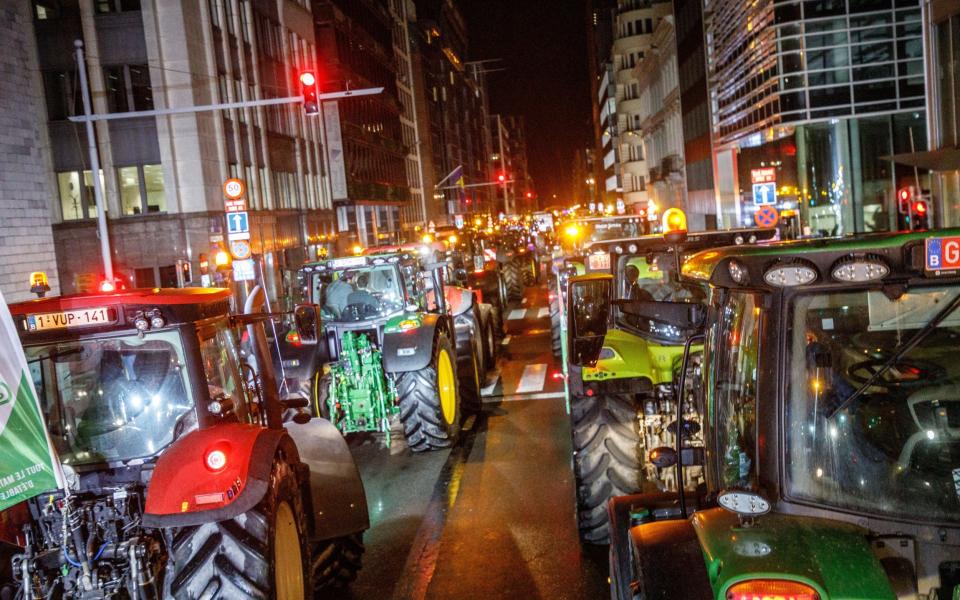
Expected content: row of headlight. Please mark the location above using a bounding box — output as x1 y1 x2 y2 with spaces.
728 255 890 287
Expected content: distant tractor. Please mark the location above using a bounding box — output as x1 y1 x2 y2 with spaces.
573 229 960 599
285 250 490 451
0 287 369 598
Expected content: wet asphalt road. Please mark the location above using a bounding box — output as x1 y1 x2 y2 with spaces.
336 282 609 600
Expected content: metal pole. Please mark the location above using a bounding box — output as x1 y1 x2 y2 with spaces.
67 88 384 123
74 40 113 281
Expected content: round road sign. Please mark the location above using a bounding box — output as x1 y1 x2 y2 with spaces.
755 205 779 228
223 178 246 200
230 239 252 260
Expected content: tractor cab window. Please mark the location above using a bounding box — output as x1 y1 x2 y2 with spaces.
616 253 708 342
312 265 405 322
708 291 762 489
786 286 960 523
198 323 250 423
25 330 194 465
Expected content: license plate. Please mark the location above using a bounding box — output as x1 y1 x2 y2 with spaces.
330 256 368 269
925 237 960 271
588 253 611 271
26 307 114 332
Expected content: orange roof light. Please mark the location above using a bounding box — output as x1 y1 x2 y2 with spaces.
662 208 687 233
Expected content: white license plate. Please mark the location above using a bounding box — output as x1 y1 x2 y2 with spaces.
588 253 611 271
330 256 368 269
27 307 112 331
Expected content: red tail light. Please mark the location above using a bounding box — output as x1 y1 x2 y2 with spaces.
204 447 229 472
285 330 302 347
726 580 820 600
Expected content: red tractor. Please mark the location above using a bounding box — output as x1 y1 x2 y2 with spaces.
0 287 368 598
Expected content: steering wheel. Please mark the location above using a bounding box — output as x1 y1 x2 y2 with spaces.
342 302 378 321
846 356 947 389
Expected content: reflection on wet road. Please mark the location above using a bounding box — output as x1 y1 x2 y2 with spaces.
337 283 608 600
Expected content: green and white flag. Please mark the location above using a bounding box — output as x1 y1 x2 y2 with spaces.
0 290 64 511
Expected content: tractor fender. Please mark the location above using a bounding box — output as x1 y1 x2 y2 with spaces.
143 423 289 528
608 493 713 600
382 313 451 373
283 417 369 541
444 286 475 317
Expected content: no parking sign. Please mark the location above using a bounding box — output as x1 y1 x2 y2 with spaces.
755 205 779 228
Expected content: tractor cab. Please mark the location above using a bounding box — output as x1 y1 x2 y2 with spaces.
606 228 960 600
3 287 369 599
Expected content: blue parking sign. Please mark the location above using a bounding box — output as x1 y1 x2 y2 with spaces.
753 183 776 206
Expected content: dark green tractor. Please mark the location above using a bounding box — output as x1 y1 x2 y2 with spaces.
570 229 960 599
289 252 484 451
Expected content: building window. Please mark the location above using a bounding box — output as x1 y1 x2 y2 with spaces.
116 164 166 215
103 65 153 113
42 70 83 121
95 0 141 13
57 170 104 221
33 0 62 19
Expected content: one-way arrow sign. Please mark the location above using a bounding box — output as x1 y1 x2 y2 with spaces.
226 211 250 240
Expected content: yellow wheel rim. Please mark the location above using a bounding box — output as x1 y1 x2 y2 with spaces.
274 501 305 599
437 348 457 425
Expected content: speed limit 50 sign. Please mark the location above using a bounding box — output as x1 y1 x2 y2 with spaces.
223 178 246 200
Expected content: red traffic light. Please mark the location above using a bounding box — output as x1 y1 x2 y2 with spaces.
497 173 506 183
525 191 533 199
914 201 927 214
300 71 319 116
898 187 911 202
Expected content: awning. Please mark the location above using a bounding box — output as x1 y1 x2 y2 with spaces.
884 147 960 171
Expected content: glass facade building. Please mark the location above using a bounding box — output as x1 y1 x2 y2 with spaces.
705 0 929 234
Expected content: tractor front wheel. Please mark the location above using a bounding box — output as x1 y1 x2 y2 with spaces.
163 459 309 598
501 261 523 303
311 533 364 595
571 393 643 544
397 331 461 451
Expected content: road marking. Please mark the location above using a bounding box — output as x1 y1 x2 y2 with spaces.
536 307 550 319
484 391 565 403
501 335 511 345
515 363 547 394
507 309 527 320
481 373 499 396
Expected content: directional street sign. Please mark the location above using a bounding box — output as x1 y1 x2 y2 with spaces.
233 259 256 282
753 182 777 206
227 211 249 234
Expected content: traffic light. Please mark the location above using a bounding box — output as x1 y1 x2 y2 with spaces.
300 71 319 115
497 173 507 185
913 199 929 229
897 187 912 214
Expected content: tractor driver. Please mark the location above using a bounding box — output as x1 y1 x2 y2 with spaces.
325 271 357 317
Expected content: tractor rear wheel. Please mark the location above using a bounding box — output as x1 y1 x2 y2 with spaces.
397 331 461 451
163 460 308 599
457 338 483 415
501 261 523 303
550 286 562 358
571 393 643 545
314 372 331 419
479 304 498 368
311 533 364 595
519 255 537 286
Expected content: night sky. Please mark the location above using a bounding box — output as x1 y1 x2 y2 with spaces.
460 0 592 204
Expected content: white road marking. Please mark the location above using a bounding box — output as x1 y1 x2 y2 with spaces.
481 373 500 396
501 335 512 345
507 309 527 320
483 391 565 403
536 307 550 319
515 363 547 394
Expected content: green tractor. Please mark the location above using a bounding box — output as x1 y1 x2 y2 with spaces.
568 229 960 599
287 250 487 451
561 223 777 543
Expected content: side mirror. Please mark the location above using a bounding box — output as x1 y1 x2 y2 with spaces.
566 274 612 366
293 304 321 345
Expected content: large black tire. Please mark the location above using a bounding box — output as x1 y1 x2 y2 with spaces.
396 331 461 451
571 393 643 545
501 262 523 303
519 255 536 287
549 287 561 358
311 532 364 595
163 460 309 599
457 339 483 415
313 372 331 419
478 304 498 369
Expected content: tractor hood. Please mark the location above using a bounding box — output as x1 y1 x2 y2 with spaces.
583 328 686 384
693 507 895 600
